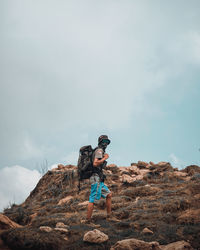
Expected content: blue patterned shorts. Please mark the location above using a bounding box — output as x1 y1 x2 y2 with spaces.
89 174 110 203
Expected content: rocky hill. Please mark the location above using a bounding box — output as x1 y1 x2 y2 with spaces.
0 161 200 250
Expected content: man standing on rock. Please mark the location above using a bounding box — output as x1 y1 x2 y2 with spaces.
84 135 116 224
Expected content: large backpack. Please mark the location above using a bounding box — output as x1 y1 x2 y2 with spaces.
77 145 97 191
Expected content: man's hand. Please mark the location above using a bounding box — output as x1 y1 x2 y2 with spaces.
104 153 109 160
93 153 109 167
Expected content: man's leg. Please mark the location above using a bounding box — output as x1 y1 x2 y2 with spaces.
106 192 119 222
87 180 99 221
101 183 112 216
87 202 94 220
106 192 112 216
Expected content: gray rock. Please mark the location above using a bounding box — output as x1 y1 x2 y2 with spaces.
111 238 161 250
54 228 69 234
142 227 154 234
39 226 52 232
55 222 69 229
160 240 193 250
83 229 108 243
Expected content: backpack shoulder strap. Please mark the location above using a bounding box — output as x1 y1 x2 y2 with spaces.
92 146 99 162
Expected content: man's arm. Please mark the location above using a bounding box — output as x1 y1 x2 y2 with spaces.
93 153 109 167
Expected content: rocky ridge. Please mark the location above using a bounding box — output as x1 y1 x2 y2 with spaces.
0 161 200 249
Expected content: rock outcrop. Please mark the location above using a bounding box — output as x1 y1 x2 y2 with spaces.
0 214 22 230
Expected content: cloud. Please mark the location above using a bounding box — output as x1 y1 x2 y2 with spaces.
0 1 200 168
0 165 41 211
19 134 49 160
187 31 200 63
49 164 58 170
169 153 185 170
48 151 79 170
60 151 79 166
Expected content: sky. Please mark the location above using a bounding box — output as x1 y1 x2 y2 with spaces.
0 0 200 211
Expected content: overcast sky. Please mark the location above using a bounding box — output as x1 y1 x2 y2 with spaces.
0 0 200 210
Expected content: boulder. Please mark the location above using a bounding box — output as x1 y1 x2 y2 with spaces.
128 165 140 175
182 165 200 176
177 209 200 224
52 164 77 172
142 227 154 234
125 166 149 177
122 174 135 183
139 169 149 176
78 201 89 207
57 164 65 170
110 238 161 250
107 164 118 168
0 214 22 230
150 162 173 172
137 161 149 168
64 164 77 170
194 193 200 199
119 166 128 171
131 162 137 166
58 196 73 205
134 175 144 181
83 229 108 243
107 164 119 173
160 240 193 250
105 170 112 175
28 212 37 225
39 226 52 232
157 162 169 167
54 228 69 234
173 171 188 177
56 222 69 229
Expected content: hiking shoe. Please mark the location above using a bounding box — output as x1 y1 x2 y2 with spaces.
81 219 101 228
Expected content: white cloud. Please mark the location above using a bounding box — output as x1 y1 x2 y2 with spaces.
167 31 200 68
19 135 43 160
60 151 79 166
18 133 56 161
48 151 79 168
49 164 58 170
169 153 185 170
188 31 200 63
0 165 41 212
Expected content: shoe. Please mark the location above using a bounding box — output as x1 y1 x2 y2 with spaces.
81 219 101 228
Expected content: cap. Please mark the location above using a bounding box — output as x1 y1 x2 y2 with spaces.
98 135 111 145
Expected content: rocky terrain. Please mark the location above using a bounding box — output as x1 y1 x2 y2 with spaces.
0 161 200 250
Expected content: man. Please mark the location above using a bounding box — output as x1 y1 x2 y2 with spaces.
85 135 116 224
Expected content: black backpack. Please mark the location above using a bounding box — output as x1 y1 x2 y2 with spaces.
77 145 97 191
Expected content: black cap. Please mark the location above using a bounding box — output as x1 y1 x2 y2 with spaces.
98 135 111 145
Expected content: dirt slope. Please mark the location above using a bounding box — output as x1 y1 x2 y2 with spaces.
1 162 200 249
